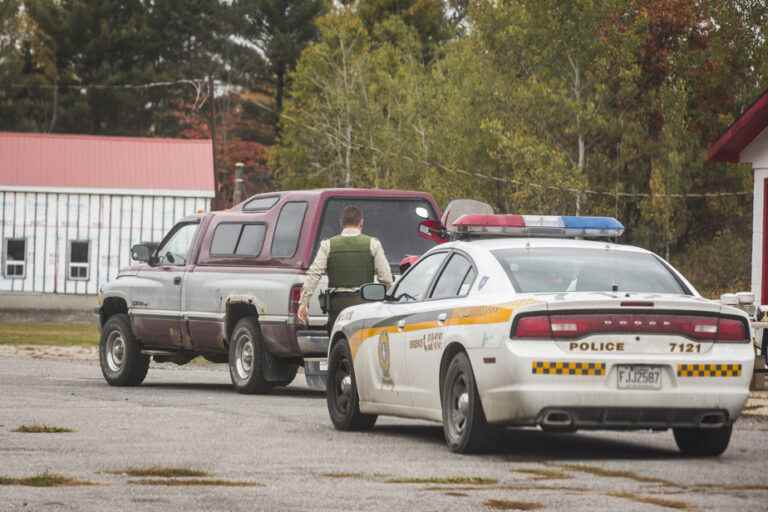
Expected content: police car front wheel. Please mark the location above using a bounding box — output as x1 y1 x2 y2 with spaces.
327 339 377 431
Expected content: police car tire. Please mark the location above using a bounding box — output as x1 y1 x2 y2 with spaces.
99 313 150 386
228 317 273 395
441 352 497 454
673 424 732 457
327 339 377 431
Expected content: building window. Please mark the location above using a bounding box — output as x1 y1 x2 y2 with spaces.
68 240 90 280
4 238 26 279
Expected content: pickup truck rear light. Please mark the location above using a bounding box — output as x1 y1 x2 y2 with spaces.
511 313 749 342
289 284 302 315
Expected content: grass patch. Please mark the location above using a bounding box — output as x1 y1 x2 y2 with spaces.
385 476 497 485
513 468 571 481
484 499 544 511
444 491 468 497
13 424 75 433
608 491 690 510
0 472 95 487
558 464 679 487
320 472 367 479
0 323 98 346
106 467 209 478
129 478 261 487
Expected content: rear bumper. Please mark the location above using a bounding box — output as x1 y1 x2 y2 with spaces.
260 318 329 357
535 407 729 431
470 340 754 426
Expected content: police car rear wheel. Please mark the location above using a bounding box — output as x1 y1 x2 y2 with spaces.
442 352 496 453
673 424 732 457
228 317 272 394
327 339 377 431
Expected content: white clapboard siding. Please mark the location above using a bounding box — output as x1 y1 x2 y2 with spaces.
0 189 210 295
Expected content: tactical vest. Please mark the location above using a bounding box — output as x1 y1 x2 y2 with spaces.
327 234 375 288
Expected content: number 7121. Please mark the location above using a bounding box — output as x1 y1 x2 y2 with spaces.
669 342 701 353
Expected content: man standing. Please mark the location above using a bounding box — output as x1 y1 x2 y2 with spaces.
297 206 393 328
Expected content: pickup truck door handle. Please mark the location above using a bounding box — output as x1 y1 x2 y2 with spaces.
397 319 406 331
173 276 182 285
437 313 448 323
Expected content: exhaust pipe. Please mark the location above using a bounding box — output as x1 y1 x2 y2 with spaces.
540 409 575 431
698 411 728 429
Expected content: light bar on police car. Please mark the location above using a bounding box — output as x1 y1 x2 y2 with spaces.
451 214 624 238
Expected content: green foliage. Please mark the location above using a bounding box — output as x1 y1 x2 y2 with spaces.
235 0 327 113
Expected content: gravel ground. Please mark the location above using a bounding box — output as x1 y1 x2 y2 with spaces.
1 348 768 512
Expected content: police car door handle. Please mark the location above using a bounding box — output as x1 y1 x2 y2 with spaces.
397 320 406 331
437 313 448 324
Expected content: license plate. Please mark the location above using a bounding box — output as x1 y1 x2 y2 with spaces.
319 361 328 372
617 365 662 390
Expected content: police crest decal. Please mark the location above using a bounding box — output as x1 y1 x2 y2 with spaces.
377 332 393 385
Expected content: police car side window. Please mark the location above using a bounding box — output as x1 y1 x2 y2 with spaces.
431 253 474 299
393 252 448 302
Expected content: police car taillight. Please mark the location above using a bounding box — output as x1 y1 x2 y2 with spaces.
512 313 749 342
452 214 624 238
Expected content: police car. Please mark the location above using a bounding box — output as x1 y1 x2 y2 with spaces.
324 212 754 454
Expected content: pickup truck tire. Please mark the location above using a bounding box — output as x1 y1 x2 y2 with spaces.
673 424 732 457
228 317 272 394
327 339 377 430
99 313 150 386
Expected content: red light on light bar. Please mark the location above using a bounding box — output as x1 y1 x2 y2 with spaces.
453 214 526 228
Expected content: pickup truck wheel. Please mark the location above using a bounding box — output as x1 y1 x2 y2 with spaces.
327 339 377 430
673 424 732 457
99 313 149 386
441 351 498 453
228 317 272 394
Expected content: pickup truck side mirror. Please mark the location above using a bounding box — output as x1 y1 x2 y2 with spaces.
131 243 155 264
360 283 387 302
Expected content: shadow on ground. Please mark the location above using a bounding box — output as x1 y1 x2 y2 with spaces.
369 424 680 460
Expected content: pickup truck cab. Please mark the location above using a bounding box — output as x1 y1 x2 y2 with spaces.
97 188 441 393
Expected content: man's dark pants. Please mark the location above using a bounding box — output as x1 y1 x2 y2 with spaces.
327 291 366 330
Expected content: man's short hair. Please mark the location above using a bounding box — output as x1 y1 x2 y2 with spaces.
341 206 363 227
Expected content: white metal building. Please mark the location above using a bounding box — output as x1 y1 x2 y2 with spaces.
709 90 768 306
0 132 214 296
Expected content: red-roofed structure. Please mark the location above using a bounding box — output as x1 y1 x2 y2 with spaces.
0 132 214 195
0 132 215 296
708 89 768 305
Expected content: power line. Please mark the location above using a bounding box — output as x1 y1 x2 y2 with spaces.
5 78 754 201
266 102 752 201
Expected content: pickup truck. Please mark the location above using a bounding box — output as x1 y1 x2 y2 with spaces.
97 188 441 393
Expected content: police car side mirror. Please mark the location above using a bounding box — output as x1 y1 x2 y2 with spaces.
361 283 387 302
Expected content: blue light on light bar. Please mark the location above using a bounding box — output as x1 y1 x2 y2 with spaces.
451 214 624 238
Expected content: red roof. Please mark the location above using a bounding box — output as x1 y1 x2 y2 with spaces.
708 88 768 163
0 132 214 195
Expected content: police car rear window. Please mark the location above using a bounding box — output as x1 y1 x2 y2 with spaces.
492 248 688 295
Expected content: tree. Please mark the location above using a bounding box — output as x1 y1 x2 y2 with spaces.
235 0 327 114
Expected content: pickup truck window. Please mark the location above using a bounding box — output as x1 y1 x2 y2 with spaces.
243 195 280 211
272 202 308 258
210 223 266 256
315 198 438 265
157 222 199 266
